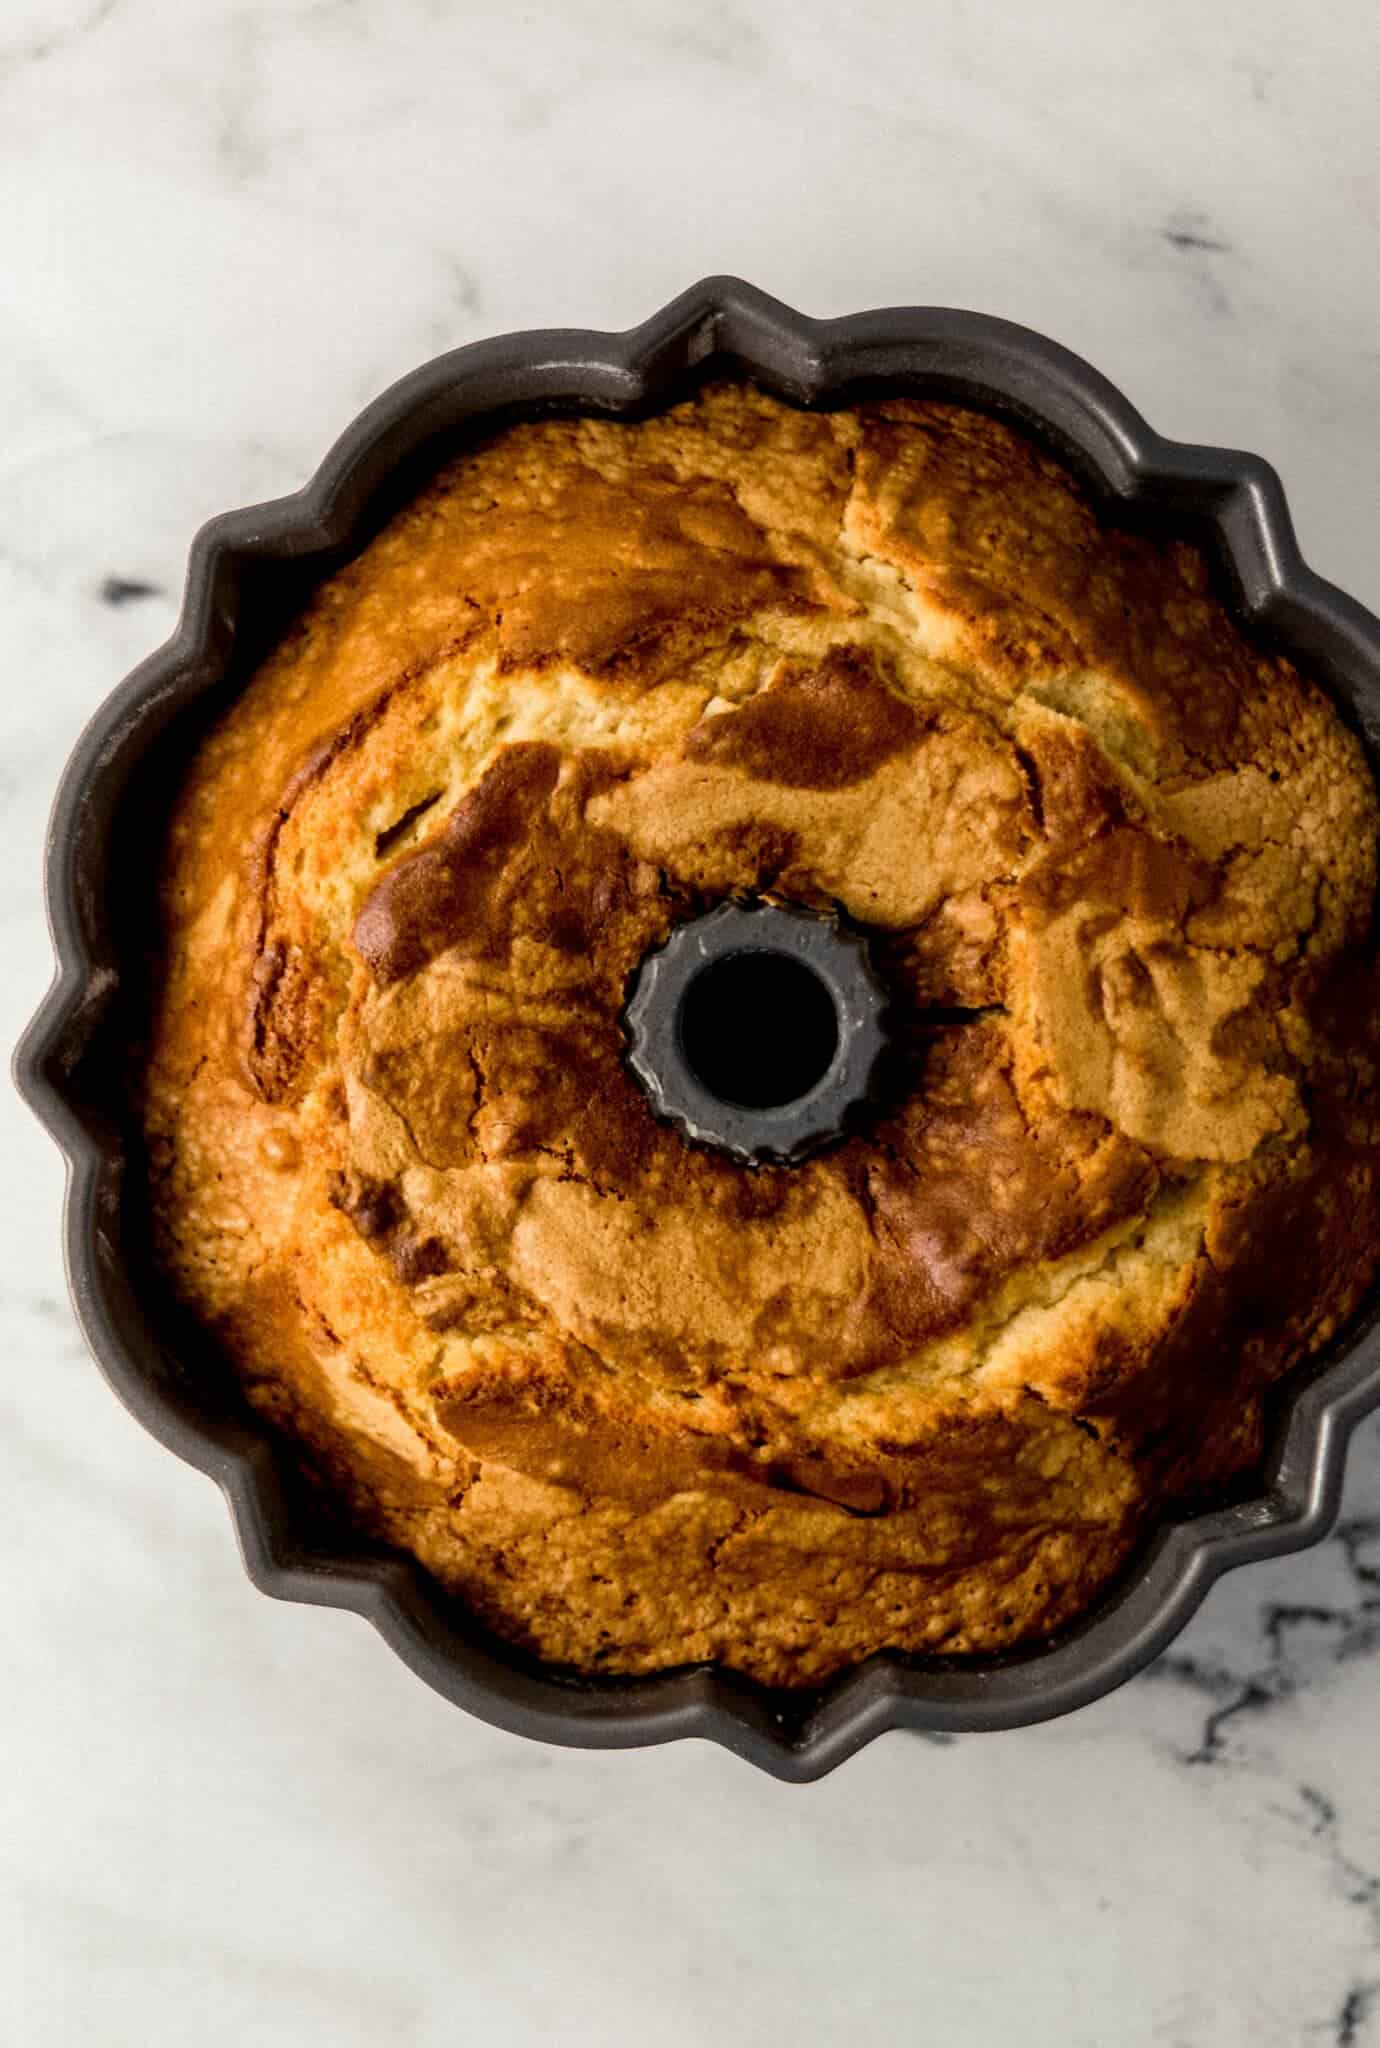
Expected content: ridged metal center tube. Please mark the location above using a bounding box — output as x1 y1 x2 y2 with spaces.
624 900 890 1165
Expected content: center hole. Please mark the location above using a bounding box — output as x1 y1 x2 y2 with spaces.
677 949 841 1110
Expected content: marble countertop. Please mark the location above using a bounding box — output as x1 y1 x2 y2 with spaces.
6 2 1380 2042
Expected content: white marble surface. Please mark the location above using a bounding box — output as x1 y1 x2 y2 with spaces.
5 2 1380 2041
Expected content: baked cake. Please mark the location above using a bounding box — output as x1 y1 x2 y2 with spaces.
143 384 1380 1686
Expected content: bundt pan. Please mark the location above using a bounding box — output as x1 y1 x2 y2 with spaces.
17 278 1380 1781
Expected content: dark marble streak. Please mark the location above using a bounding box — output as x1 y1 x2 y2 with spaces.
1335 1981 1380 2047
1158 209 1235 319
1287 1783 1380 1947
1162 224 1232 255
1146 1518 1380 2037
99 575 161 606
1146 1516 1380 1765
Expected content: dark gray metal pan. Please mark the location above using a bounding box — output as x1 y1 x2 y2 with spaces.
16 277 1380 1781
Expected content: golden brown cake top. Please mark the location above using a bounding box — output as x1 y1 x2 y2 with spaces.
143 383 1380 1686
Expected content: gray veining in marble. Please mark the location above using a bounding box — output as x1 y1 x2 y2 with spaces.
4 2 1380 2042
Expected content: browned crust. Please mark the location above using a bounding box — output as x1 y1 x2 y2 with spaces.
142 384 1380 1687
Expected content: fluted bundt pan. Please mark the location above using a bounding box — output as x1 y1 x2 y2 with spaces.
16 278 1380 1781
